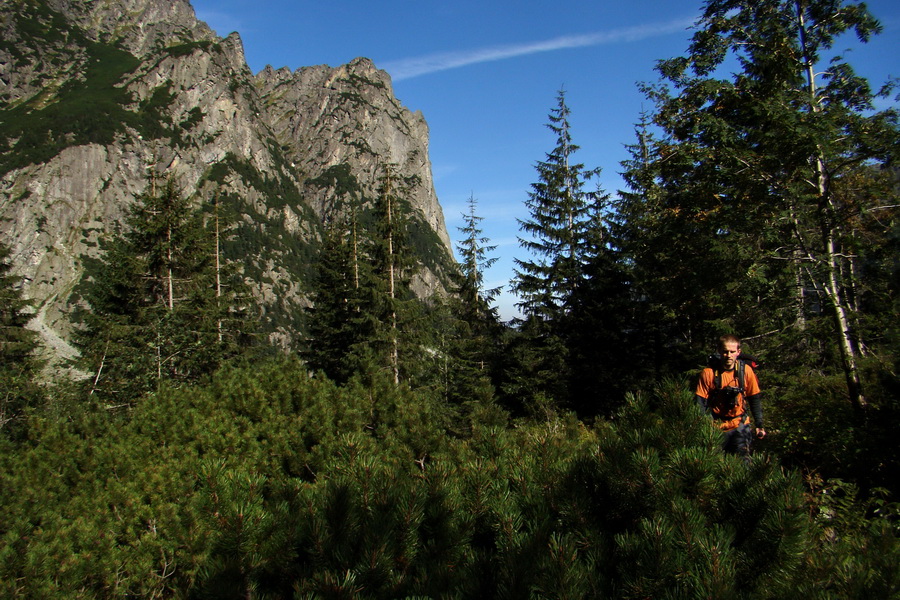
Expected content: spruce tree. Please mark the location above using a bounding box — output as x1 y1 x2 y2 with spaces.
639 0 898 411
74 176 254 403
454 193 502 317
444 193 503 407
202 191 257 353
303 212 374 383
366 163 422 386
513 89 600 321
612 113 703 371
508 89 602 411
0 242 41 434
564 182 633 416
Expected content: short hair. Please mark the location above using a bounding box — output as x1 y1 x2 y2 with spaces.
718 334 741 349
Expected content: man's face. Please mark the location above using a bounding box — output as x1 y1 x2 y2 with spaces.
720 341 741 370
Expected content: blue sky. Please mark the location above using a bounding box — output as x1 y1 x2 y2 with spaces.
190 0 899 321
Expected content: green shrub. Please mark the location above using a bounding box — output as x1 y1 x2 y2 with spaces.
1 365 896 597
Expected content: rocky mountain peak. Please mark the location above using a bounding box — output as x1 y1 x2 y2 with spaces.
0 0 455 366
47 0 217 56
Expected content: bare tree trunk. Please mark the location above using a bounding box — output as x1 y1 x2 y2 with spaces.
89 341 109 396
156 322 163 385
794 250 807 331
384 167 400 386
352 214 360 291
167 225 174 311
797 2 867 413
214 193 223 342
823 224 867 411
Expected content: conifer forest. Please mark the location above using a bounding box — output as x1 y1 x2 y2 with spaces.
1 1 899 597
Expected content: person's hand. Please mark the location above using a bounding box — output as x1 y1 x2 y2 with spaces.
755 427 766 439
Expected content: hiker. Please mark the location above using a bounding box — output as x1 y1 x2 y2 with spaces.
694 334 766 457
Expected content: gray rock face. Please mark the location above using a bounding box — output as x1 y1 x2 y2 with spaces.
0 0 454 364
256 58 450 250
49 0 218 56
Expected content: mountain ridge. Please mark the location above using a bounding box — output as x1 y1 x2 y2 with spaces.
0 0 455 366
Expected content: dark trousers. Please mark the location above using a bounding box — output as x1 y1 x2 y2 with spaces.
722 422 753 457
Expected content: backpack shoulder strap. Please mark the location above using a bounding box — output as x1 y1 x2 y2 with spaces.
714 360 745 391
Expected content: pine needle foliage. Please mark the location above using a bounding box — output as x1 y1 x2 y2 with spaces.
72 176 257 404
440 193 504 410
2 361 896 598
627 0 899 411
302 214 374 383
0 242 42 436
506 89 615 416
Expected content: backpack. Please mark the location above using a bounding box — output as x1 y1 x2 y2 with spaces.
706 353 760 413
706 352 760 385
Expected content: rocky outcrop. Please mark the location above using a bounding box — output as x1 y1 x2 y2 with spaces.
0 0 454 365
46 0 218 56
256 58 450 250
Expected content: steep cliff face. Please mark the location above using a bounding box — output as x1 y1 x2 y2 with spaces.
256 59 450 251
0 0 454 361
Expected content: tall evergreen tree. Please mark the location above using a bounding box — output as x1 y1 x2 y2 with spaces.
633 0 898 410
564 180 633 416
74 176 255 403
375 163 406 385
303 211 375 383
513 89 601 321
202 191 256 350
612 112 710 369
508 89 602 410
454 193 502 320
341 162 426 387
304 164 440 389
443 194 503 407
0 242 41 433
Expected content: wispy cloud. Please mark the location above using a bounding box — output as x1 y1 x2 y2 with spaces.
383 16 695 81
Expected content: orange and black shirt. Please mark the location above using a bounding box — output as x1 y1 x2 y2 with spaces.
695 364 762 431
